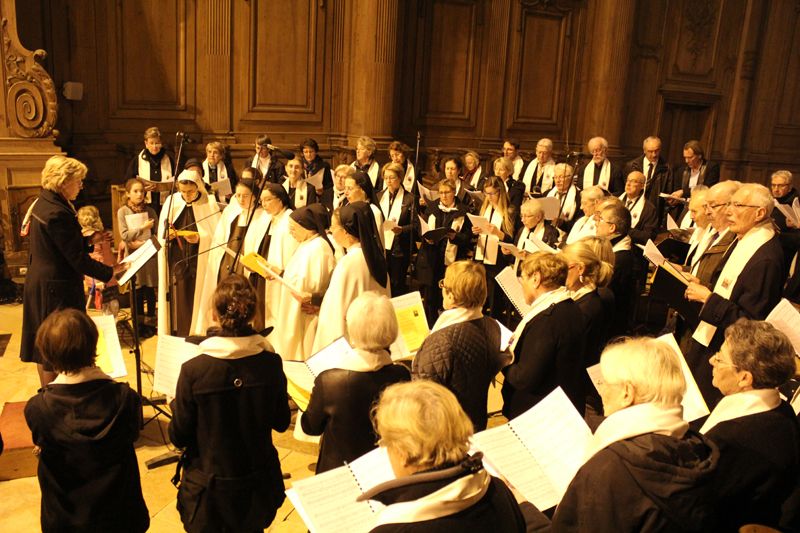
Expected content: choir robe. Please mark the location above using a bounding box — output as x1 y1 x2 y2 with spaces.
312 245 390 352
157 192 220 337
246 208 299 330
271 235 335 361
194 200 256 335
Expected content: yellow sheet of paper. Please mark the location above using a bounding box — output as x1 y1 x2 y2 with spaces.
287 379 311 411
176 230 199 238
395 305 428 354
240 252 269 278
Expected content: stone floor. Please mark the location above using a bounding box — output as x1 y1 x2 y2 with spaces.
0 301 512 532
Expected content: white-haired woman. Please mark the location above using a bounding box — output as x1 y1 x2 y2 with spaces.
552 337 719 532
21 155 121 386
360 381 527 531
301 292 410 473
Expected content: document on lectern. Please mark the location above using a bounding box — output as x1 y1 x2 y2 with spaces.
286 447 396 533
471 387 591 511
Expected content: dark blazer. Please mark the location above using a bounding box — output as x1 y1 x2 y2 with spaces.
576 159 625 195
501 298 585 418
286 183 319 210
675 160 720 198
621 195 659 245
455 181 480 215
244 157 287 185
574 290 611 368
693 230 737 287
21 190 114 365
169 348 291 533
304 155 333 190
25 379 149 533
608 242 635 338
706 402 800 531
302 363 410 473
503 178 526 211
624 155 672 223
513 223 560 252
320 187 348 213
377 188 415 256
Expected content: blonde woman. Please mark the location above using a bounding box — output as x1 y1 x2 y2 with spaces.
350 135 381 190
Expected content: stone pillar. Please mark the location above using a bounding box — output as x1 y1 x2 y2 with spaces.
575 0 636 152
0 0 62 263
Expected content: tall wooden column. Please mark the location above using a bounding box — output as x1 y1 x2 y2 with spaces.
0 0 61 261
196 0 233 136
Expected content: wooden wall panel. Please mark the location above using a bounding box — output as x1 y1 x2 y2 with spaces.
668 0 723 82
107 0 194 118
234 0 327 127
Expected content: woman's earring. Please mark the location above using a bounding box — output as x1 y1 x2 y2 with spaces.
579 274 584 284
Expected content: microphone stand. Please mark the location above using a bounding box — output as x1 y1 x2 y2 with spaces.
408 131 421 277
163 132 188 335
228 170 267 275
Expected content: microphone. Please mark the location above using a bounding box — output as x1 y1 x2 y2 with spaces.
567 151 591 157
172 236 244 271
176 131 199 143
266 144 295 160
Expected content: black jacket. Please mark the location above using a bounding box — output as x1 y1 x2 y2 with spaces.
552 431 719 532
21 190 114 365
501 298 585 418
624 155 672 223
706 402 800 530
25 380 149 533
378 188 416 257
304 155 333 190
574 289 612 368
301 363 410 473
168 348 291 533
413 317 505 430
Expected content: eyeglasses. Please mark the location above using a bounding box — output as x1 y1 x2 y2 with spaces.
771 182 790 188
520 213 537 219
438 190 455 196
437 279 450 291
596 218 614 225
705 202 729 211
711 353 737 368
731 202 760 210
485 190 500 197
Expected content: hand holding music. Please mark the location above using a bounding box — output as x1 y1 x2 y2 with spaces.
684 282 711 304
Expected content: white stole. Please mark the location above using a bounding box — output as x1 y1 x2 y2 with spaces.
284 179 310 208
402 162 416 193
202 161 230 202
619 192 645 228
428 212 464 265
351 160 380 189
251 154 272 177
566 215 596 245
521 158 554 193
469 166 483 189
689 227 719 275
693 224 775 346
547 185 578 222
509 287 571 354
380 188 405 250
332 188 347 211
612 235 632 252
431 306 483 333
513 222 545 272
512 156 524 180
700 389 781 434
582 159 611 191
137 149 173 204
475 206 503 265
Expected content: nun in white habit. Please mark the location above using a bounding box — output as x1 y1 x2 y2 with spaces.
157 169 220 337
247 183 299 330
312 201 390 352
271 204 336 361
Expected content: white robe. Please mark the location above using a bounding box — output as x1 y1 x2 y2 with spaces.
252 209 299 326
271 236 336 361
156 192 220 336
312 245 390 352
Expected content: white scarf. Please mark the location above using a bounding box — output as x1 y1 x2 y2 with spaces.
619 192 645 228
611 235 632 252
566 215 596 245
700 389 781 434
548 185 578 222
587 402 688 462
332 187 347 211
509 286 571 353
693 224 775 346
475 206 504 265
431 306 483 333
335 347 393 372
251 154 271 177
521 158 555 193
582 159 611 191
138 149 173 203
198 334 273 360
351 160 381 189
512 156 524 180
689 227 719 275
569 284 596 302
202 160 229 186
469 166 483 189
513 222 546 272
428 212 464 265
373 470 490 527
380 187 405 250
284 178 309 208
402 162 416 193
52 366 112 385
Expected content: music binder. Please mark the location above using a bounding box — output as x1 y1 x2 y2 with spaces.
495 266 532 316
649 265 701 324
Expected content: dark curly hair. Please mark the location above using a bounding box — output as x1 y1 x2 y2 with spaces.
212 274 257 335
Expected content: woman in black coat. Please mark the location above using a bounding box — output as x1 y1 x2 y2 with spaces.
169 274 291 533
501 252 585 418
301 291 410 473
21 155 116 386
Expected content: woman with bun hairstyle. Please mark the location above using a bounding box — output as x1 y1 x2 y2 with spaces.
169 274 290 533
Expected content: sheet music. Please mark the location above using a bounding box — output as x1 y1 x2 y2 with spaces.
348 447 395 512
539 196 561 220
498 241 523 259
494 266 532 316
286 465 376 533
417 182 439 203
766 298 800 356
305 336 353 377
418 215 430 235
774 198 800 227
666 213 680 230
497 319 514 351
382 219 398 232
119 237 160 286
466 213 493 234
124 212 148 231
307 168 325 189
240 252 304 298
213 177 232 197
91 314 127 378
643 239 666 266
282 361 317 393
528 235 557 254
391 291 429 355
153 335 202 397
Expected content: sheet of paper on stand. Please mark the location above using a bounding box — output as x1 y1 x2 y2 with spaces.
90 314 127 378
466 213 494 234
118 236 161 286
586 334 709 422
470 387 591 511
306 168 325 189
286 447 396 533
766 298 800 356
211 177 232 197
539 196 561 220
417 182 439 203
153 335 202 397
124 212 149 231
495 267 532 316
390 291 429 358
